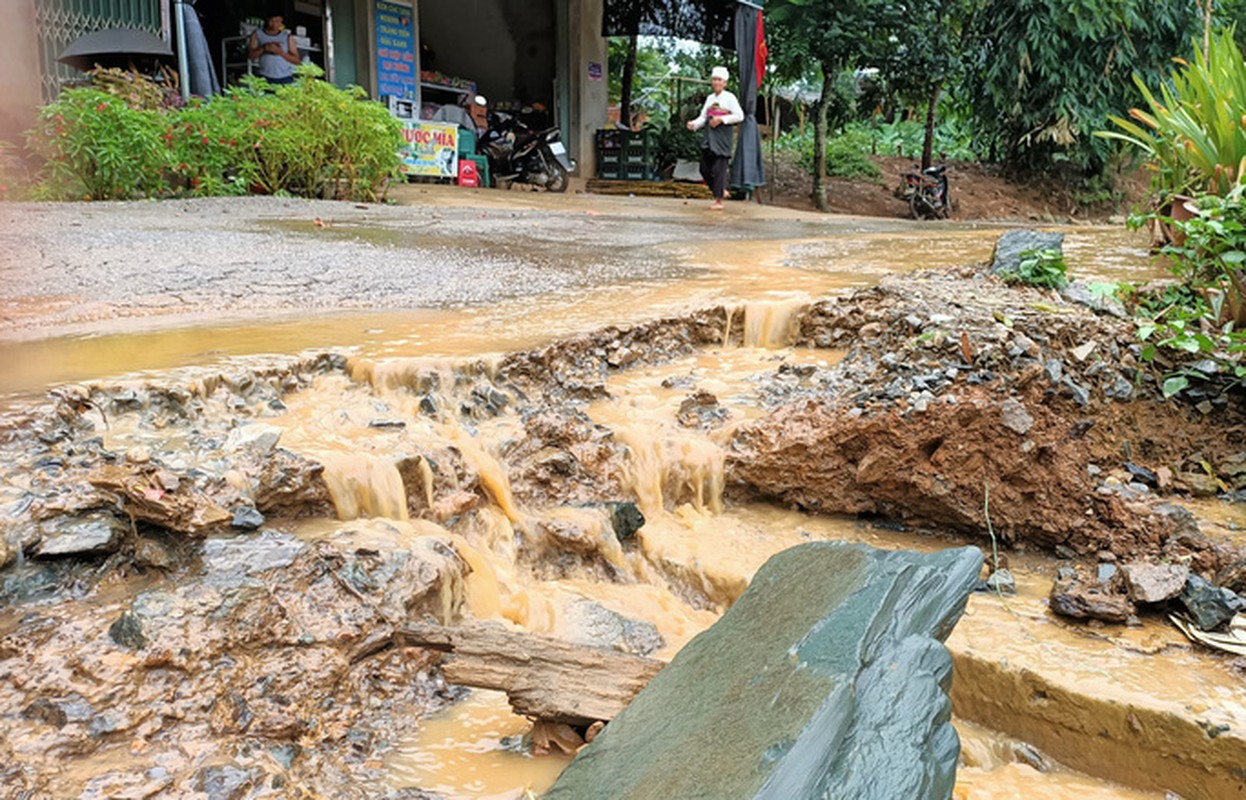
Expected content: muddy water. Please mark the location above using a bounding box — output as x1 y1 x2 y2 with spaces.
235 335 1160 799
0 223 1157 400
1 215 1181 798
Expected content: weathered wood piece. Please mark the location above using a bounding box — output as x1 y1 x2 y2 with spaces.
397 622 664 726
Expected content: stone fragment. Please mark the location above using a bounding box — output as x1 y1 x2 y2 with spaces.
1044 358 1063 385
986 568 1017 595
1179 575 1246 631
230 506 265 530
109 611 147 650
1121 562 1189 604
990 230 1065 277
1124 462 1158 488
1060 282 1127 318
999 399 1034 436
546 542 982 800
224 424 282 454
33 512 126 558
1071 341 1098 362
1050 573 1135 623
607 501 646 542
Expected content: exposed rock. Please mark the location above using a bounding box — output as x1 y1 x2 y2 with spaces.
108 611 147 650
88 464 231 536
677 390 728 429
986 568 1017 595
562 598 664 657
1050 571 1135 623
1060 281 1127 318
999 399 1034 436
33 511 127 558
1179 575 1246 631
990 230 1065 276
1121 562 1189 604
230 506 265 530
547 542 982 800
607 501 645 541
224 424 282 454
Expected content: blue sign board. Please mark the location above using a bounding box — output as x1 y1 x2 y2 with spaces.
376 0 415 98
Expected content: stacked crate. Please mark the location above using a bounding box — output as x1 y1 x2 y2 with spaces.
595 129 656 181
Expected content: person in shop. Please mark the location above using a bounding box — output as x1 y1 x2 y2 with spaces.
686 65 744 211
248 14 300 85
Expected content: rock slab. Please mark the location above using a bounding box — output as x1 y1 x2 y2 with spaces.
990 229 1065 276
545 542 982 800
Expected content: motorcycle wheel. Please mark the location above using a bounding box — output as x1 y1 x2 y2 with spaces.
910 191 931 220
546 161 569 193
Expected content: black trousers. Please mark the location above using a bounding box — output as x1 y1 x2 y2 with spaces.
700 150 729 200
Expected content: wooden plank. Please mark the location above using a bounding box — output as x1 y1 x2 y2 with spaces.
586 179 713 199
397 622 665 726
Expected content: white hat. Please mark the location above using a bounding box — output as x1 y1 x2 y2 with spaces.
710 66 729 81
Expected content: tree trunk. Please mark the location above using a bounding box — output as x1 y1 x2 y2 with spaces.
921 82 943 171
619 33 639 130
812 66 835 213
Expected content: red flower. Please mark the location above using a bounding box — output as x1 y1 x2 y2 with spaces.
95 102 107 112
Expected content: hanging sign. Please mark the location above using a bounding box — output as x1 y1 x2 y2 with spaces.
400 122 459 177
376 0 416 98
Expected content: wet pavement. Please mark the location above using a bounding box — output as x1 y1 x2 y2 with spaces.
0 186 1156 344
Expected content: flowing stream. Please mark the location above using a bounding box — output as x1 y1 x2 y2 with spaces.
1 218 1195 798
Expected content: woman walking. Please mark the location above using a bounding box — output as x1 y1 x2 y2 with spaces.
686 66 744 210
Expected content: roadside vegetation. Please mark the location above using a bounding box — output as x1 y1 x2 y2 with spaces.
22 65 401 203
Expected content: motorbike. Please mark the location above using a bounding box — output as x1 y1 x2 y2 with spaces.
898 164 951 220
478 111 575 192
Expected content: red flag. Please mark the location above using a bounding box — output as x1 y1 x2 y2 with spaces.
755 10 768 89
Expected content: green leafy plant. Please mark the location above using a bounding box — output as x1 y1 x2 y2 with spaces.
29 88 166 200
998 247 1069 289
30 65 402 202
1100 30 1246 201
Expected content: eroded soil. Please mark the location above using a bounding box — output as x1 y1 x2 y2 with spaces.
1 258 1244 798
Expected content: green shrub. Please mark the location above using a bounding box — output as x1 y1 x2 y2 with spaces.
29 88 165 200
30 66 402 202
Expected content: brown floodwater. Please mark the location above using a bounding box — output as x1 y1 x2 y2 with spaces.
0 222 1158 401
248 340 1181 799
2 216 1204 798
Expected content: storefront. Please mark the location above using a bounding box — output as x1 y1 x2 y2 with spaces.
190 0 607 177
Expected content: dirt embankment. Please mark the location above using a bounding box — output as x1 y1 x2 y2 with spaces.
728 268 1246 577
764 151 1146 222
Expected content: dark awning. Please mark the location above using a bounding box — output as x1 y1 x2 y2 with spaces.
603 0 762 50
58 27 174 72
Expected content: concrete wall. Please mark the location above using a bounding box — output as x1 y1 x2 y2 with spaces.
0 0 43 146
567 0 607 177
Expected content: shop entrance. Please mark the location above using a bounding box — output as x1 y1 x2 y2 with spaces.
414 0 556 122
198 0 329 87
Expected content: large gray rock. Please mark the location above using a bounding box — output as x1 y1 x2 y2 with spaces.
990 229 1065 276
546 542 982 800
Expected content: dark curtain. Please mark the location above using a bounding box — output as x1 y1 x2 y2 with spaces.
729 6 764 190
181 3 220 96
602 0 737 49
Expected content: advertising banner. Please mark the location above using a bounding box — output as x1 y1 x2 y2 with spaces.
400 122 459 177
376 0 416 98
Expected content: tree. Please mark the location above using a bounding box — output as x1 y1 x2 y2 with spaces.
961 0 1201 178
882 0 984 170
769 0 906 210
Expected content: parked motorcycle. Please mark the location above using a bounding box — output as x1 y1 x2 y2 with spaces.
898 164 951 220
478 111 575 192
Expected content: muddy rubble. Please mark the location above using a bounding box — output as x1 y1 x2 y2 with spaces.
1 265 1245 796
